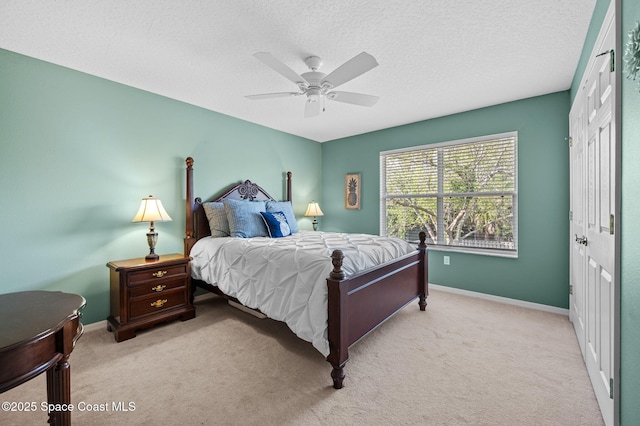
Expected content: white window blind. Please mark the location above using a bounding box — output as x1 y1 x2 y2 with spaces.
380 132 517 255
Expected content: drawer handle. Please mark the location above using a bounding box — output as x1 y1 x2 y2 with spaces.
152 284 166 292
153 270 168 278
150 299 168 308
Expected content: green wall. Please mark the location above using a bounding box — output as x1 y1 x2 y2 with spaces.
321 92 570 308
0 48 321 325
621 0 640 423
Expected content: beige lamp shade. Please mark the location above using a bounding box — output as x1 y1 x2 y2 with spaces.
304 202 324 217
305 202 323 231
132 195 172 260
132 196 173 223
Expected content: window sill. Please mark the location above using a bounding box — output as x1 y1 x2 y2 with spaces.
427 245 518 259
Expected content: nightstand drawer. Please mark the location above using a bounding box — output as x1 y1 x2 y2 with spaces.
127 264 187 285
128 277 187 298
130 290 186 319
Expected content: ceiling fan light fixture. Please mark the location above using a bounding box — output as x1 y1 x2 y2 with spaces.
307 87 321 102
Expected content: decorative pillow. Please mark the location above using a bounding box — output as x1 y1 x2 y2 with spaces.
223 199 269 238
202 202 230 237
265 201 298 233
260 211 291 238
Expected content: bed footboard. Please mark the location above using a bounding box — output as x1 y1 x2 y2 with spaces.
326 232 428 389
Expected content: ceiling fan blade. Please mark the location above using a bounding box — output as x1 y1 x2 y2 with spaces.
253 52 308 87
321 52 378 89
328 91 379 107
245 92 300 100
304 99 321 118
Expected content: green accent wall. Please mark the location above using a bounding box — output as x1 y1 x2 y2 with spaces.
321 92 570 308
0 48 321 325
621 0 640 423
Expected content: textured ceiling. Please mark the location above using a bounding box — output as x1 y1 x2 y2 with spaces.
0 0 596 142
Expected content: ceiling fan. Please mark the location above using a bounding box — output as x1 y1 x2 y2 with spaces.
245 51 380 118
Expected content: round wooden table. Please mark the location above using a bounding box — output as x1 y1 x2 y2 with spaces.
0 291 85 426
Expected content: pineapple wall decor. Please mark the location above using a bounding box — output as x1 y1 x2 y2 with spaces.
345 173 361 210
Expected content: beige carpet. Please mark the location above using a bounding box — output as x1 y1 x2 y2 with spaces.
1 289 603 426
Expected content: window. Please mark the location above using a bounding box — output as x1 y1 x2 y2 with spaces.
380 132 517 256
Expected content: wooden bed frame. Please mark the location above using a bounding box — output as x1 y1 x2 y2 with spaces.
183 157 428 389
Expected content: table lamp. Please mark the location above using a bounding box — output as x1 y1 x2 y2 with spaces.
304 202 324 231
132 195 172 260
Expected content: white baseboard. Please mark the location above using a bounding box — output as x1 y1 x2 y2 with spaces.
429 283 569 316
82 286 568 331
83 319 108 333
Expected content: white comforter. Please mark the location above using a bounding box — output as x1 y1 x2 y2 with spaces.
189 231 416 356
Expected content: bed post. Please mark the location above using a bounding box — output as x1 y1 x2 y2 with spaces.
185 157 195 256
286 171 292 202
417 231 428 311
326 249 348 389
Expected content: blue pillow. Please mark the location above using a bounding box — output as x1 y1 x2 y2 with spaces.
223 199 269 238
202 202 230 237
260 211 291 238
265 201 298 233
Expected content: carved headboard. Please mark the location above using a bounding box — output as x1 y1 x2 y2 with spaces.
184 157 292 254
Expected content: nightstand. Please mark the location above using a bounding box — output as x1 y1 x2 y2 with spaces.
106 253 195 342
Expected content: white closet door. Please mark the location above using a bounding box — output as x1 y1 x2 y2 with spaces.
569 4 617 425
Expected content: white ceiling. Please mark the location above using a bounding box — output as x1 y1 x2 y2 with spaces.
0 0 596 143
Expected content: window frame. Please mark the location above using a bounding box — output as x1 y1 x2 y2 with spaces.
380 132 518 258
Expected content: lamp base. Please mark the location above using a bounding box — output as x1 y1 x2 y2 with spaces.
145 252 159 261
145 228 159 261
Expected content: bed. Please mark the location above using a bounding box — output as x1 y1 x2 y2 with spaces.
184 157 428 389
